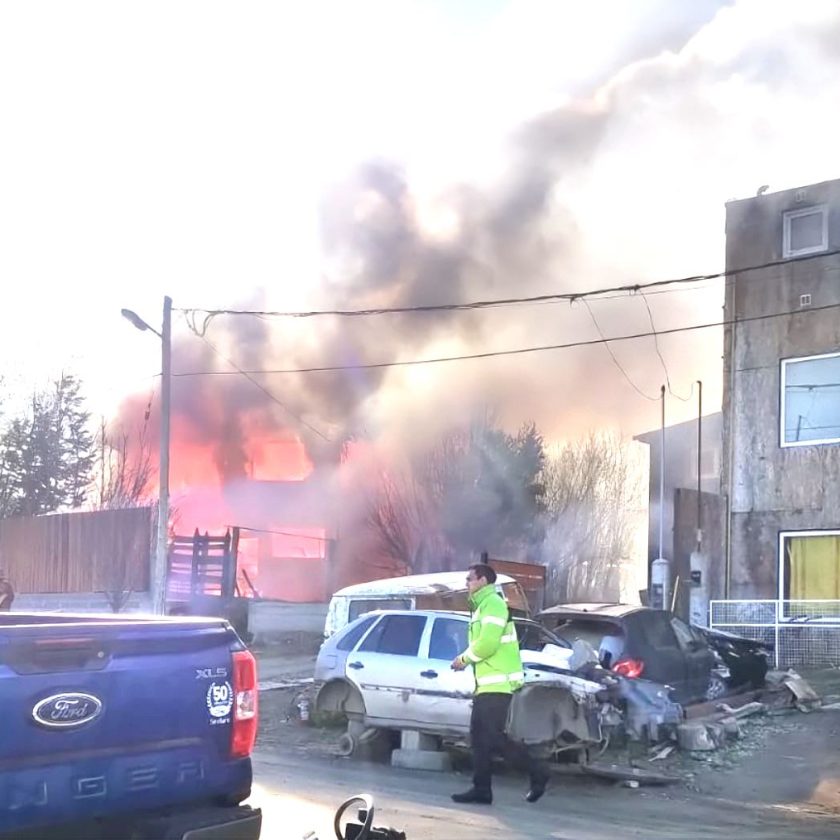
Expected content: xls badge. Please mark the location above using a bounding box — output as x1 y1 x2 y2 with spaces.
206 680 233 722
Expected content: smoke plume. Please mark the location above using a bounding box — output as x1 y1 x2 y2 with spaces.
115 0 840 479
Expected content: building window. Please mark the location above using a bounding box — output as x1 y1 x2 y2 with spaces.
780 352 840 446
782 205 828 258
780 531 840 602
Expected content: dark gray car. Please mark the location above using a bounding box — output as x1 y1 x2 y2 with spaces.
537 603 717 704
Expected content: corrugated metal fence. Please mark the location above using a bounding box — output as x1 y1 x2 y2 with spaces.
0 507 152 593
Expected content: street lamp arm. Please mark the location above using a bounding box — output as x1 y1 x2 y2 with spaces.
121 308 163 339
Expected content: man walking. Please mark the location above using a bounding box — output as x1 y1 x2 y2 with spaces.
451 562 548 805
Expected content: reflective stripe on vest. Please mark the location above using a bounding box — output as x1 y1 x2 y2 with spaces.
481 615 506 627
477 671 525 686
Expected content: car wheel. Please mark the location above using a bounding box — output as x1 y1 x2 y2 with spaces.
336 727 395 761
336 732 357 757
705 674 727 701
315 680 367 721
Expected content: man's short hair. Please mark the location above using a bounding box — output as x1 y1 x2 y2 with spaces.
469 563 497 584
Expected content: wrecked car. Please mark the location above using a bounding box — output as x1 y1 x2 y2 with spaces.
697 625 772 691
506 667 683 757
315 609 573 740
538 603 717 704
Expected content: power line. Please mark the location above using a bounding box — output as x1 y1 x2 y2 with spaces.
177 248 840 331
581 299 660 402
637 291 694 402
185 318 331 442
171 300 840 379
232 525 331 543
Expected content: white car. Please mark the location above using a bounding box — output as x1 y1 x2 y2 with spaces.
314 609 579 738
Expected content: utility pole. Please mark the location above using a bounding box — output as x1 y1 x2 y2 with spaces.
690 379 709 626
696 379 703 551
658 385 665 562
154 296 172 615
120 296 172 615
651 386 671 610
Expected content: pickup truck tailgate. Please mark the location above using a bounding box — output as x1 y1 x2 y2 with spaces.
0 616 254 834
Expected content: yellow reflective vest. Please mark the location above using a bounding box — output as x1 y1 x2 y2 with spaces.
460 584 524 695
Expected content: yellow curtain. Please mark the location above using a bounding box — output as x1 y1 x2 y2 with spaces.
788 535 840 600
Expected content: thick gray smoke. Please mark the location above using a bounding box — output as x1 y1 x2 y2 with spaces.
115 0 840 473
272 107 611 446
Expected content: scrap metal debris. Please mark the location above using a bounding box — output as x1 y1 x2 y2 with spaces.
714 701 766 720
649 744 676 762
580 763 681 786
764 670 821 711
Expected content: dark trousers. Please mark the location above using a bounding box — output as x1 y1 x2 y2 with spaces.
470 692 546 794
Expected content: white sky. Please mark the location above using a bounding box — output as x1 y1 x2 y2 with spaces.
1 0 839 437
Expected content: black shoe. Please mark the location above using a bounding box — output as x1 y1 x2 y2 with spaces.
525 775 548 803
451 788 493 805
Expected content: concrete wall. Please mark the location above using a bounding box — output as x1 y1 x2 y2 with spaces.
13 591 152 613
248 599 329 645
722 179 840 598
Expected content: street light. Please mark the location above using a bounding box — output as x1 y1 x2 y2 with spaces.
120 308 161 338
121 297 172 615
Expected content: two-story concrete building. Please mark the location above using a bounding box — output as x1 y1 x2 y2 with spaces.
722 178 840 603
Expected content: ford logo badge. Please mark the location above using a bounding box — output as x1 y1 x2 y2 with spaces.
32 693 103 729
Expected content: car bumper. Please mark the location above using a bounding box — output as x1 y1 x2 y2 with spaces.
2 805 262 840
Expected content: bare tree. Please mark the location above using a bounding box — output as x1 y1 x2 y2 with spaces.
541 432 645 604
94 417 154 612
366 463 452 574
96 417 153 511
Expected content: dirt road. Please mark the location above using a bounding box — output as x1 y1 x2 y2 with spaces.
251 651 840 838
251 743 839 840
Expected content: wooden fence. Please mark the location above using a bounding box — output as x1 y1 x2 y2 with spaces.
0 507 152 594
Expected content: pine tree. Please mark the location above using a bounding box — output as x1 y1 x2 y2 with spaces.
0 374 97 516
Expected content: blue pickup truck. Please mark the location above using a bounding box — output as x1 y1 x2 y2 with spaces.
0 613 261 839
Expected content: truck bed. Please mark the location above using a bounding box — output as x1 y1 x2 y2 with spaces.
0 613 259 837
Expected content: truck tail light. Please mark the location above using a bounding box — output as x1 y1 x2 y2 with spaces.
231 649 258 759
612 658 645 679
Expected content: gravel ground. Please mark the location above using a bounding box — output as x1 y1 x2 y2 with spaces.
253 649 840 819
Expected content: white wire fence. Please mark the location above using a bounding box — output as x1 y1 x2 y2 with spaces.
709 599 840 669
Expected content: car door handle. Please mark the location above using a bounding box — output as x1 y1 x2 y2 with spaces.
349 661 364 670
420 670 438 679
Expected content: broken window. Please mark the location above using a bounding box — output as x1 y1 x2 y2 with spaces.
781 352 840 446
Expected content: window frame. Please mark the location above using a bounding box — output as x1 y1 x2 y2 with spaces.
780 351 840 448
782 204 828 258
778 529 840 609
